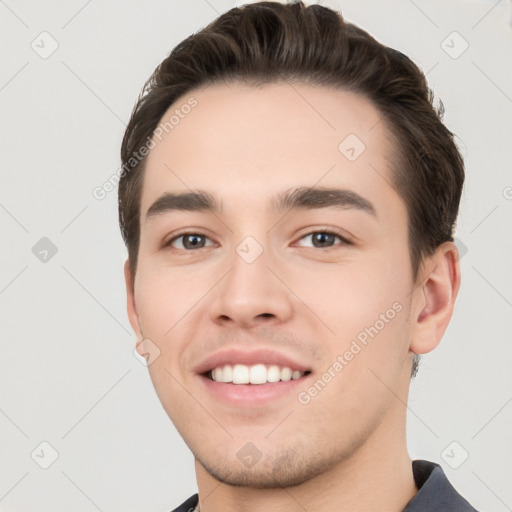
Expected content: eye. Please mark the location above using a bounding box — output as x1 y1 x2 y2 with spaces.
296 229 350 249
165 232 215 250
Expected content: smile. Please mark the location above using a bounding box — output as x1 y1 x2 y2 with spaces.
208 363 310 384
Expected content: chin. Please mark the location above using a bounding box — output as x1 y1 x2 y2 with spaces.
195 447 341 489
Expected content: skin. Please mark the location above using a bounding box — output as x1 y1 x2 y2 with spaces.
124 82 460 512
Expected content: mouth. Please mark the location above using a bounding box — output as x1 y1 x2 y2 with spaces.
204 363 312 385
195 348 313 405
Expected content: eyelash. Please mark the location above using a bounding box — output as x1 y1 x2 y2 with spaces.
297 229 352 248
163 228 352 251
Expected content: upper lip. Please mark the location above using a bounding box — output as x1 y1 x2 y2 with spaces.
195 348 311 375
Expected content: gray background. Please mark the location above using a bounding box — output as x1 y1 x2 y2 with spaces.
1 0 511 510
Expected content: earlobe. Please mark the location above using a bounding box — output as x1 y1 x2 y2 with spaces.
410 242 461 356
124 259 143 341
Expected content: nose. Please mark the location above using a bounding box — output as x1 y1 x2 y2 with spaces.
208 240 294 329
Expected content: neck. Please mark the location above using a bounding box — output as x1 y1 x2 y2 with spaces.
194 403 418 512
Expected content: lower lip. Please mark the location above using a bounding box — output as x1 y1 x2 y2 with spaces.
199 374 311 406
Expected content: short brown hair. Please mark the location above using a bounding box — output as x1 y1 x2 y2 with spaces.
119 1 464 282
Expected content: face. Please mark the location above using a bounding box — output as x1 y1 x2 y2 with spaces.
126 82 424 487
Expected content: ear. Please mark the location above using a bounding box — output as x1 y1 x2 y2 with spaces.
124 259 144 344
409 241 461 355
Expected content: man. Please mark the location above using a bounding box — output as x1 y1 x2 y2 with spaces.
118 2 478 510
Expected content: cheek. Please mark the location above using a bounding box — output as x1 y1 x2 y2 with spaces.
134 263 204 335
307 251 412 391
297 309 410 440
134 264 215 392
293 253 409 342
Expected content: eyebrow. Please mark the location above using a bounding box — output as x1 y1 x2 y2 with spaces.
145 186 376 222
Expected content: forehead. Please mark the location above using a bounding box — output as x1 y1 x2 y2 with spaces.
140 81 400 217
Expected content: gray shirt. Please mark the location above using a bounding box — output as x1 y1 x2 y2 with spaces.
170 460 479 511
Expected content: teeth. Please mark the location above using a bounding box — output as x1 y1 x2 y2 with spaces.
212 367 223 382
280 367 292 382
267 365 281 383
209 364 306 384
249 364 267 385
222 364 233 383
233 364 249 384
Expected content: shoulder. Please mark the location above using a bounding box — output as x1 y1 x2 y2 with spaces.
404 460 480 511
169 493 198 512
